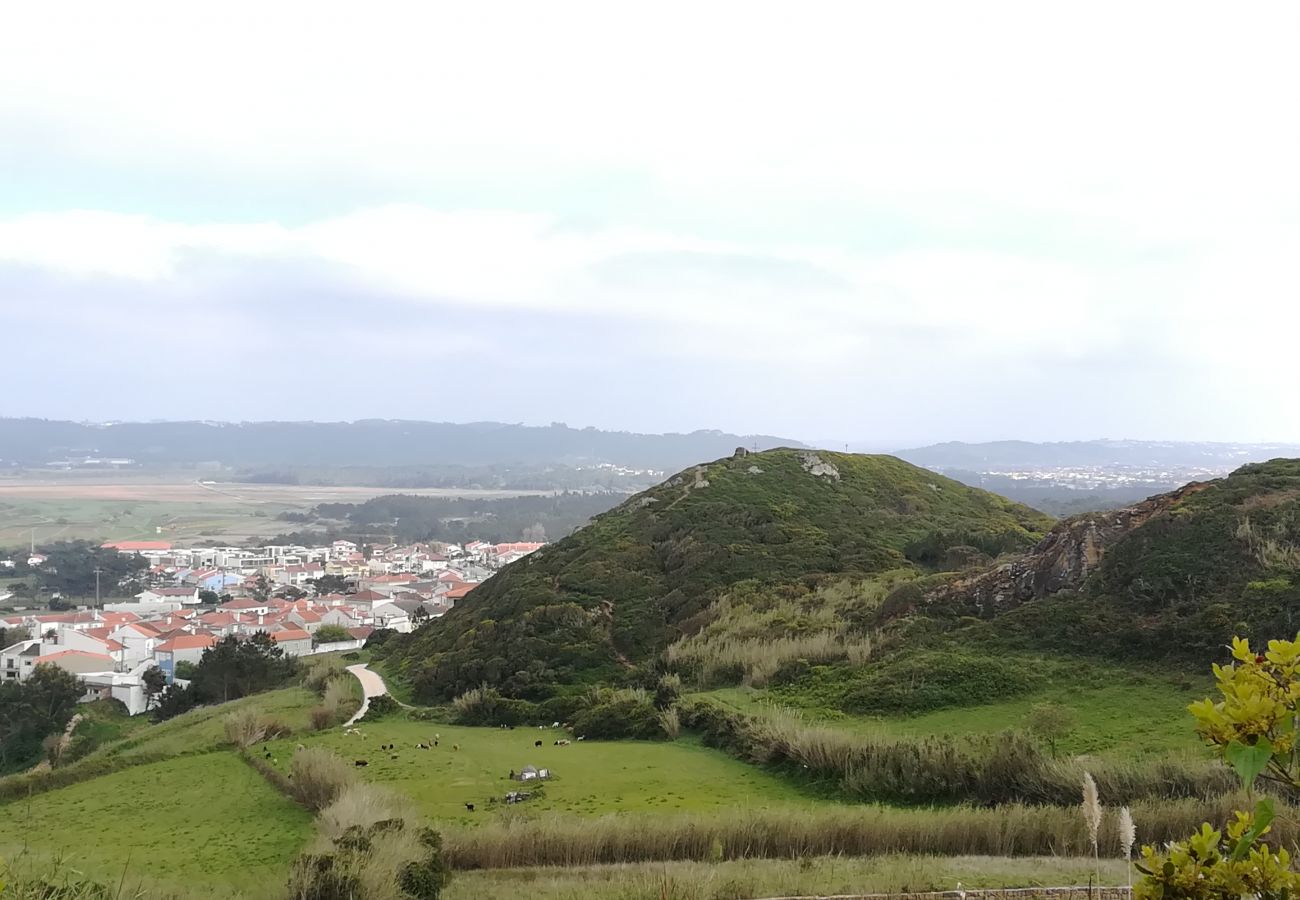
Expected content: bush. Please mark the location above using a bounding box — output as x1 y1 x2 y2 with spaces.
322 680 353 715
290 747 359 811
342 651 362 661
450 685 539 726
310 706 337 731
290 783 450 900
359 694 401 722
223 709 291 748
570 688 662 740
304 661 343 693
658 707 681 739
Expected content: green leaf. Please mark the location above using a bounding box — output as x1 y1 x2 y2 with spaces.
1224 738 1273 789
1231 798 1276 860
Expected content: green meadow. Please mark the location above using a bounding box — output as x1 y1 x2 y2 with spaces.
263 722 829 825
0 753 312 895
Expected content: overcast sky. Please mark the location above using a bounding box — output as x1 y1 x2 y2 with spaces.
3 2 1299 445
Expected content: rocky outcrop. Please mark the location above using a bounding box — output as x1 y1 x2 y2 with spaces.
924 481 1212 617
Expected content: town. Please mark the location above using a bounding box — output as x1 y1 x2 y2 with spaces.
0 537 545 715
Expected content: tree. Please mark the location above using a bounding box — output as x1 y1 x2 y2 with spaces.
184 633 297 706
410 605 431 628
0 624 31 648
0 663 83 769
275 585 307 601
313 624 351 645
311 574 351 595
141 665 167 710
250 575 270 602
1024 702 1076 757
174 660 198 680
33 541 147 599
8 581 32 598
197 589 219 605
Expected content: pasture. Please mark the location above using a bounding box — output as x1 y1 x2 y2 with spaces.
702 664 1208 760
264 721 828 825
0 753 313 895
0 476 550 545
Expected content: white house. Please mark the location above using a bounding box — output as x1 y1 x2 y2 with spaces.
1 639 41 682
136 587 200 605
370 602 412 634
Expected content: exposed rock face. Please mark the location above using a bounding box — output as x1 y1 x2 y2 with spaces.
798 451 841 480
925 481 1212 617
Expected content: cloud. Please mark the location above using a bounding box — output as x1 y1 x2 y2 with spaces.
4 3 1300 440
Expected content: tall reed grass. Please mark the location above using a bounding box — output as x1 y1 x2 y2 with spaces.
679 701 1236 806
441 796 1284 870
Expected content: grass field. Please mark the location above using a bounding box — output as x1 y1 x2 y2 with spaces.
702 664 1210 760
0 753 313 895
264 722 829 825
0 477 550 546
447 855 1132 900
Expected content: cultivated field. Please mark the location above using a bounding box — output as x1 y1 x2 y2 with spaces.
0 476 549 546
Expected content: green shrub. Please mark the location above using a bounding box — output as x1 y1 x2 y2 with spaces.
570 688 662 740
359 694 401 722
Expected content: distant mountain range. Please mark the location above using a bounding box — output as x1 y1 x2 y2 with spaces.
0 418 802 473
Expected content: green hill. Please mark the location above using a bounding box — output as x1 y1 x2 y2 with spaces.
379 448 1053 702
927 457 1300 665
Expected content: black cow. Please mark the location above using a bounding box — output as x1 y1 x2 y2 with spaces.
534 740 543 747
355 760 368 767
464 802 475 812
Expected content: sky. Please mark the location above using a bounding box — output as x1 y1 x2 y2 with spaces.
3 2 1300 445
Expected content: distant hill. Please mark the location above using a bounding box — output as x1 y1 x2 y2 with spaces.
0 418 801 472
893 439 1300 516
379 448 1053 701
896 438 1300 470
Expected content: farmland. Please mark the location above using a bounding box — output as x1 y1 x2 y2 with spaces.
0 476 549 546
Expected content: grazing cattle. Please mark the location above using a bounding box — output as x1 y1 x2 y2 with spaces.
296 743 306 751
576 736 585 741
555 739 571 746
355 760 368 767
453 744 460 751
534 740 543 748
464 803 475 812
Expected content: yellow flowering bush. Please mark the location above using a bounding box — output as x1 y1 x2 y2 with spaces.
1134 636 1300 898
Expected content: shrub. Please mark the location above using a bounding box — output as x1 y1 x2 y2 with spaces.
342 651 362 661
290 783 450 900
304 661 343 693
224 709 291 748
570 688 661 740
290 747 359 811
450 685 540 726
322 680 353 716
657 707 681 739
359 694 402 722
310 705 337 731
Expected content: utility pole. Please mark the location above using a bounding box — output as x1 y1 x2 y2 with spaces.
94 567 102 610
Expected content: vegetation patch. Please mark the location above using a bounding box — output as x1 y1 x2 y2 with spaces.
0 753 313 891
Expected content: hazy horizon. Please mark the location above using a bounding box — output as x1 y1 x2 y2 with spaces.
5 4 1300 442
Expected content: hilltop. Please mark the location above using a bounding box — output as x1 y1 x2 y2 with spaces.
378 448 1052 701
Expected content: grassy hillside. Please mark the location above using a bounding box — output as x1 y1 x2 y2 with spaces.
379 449 1051 701
921 458 1300 666
0 753 313 894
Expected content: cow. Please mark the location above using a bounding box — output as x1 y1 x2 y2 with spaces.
355 760 368 767
534 740 543 748
464 802 475 812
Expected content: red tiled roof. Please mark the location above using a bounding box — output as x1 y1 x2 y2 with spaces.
39 649 114 663
270 628 311 642
156 634 217 652
443 584 478 600
103 541 172 551
346 626 373 640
